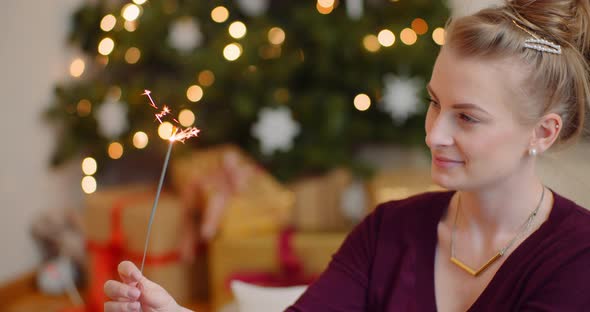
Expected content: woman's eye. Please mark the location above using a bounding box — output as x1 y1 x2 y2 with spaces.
426 98 439 108
459 113 478 123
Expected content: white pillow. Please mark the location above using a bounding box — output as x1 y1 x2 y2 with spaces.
230 280 307 312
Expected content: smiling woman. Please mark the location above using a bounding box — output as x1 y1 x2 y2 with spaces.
103 1 590 311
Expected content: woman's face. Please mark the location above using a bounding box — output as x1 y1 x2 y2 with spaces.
425 47 534 190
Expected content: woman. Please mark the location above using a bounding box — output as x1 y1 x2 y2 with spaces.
104 0 590 311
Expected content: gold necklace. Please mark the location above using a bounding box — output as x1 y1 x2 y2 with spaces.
450 187 545 276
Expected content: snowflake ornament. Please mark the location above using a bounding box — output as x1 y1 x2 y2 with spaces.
380 74 423 124
236 0 270 17
168 17 203 53
251 106 300 155
96 97 128 139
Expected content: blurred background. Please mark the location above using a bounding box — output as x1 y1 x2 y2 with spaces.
1 0 589 311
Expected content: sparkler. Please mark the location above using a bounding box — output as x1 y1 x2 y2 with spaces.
139 89 200 273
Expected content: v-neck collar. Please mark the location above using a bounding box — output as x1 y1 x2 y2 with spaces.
418 189 564 311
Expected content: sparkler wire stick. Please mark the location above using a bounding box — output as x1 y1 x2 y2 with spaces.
140 140 174 273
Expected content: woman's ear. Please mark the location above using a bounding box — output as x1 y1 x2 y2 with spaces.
530 113 562 153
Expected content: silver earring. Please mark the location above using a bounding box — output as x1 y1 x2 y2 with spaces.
528 148 537 156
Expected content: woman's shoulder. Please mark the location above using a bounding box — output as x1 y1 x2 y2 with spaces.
551 191 590 238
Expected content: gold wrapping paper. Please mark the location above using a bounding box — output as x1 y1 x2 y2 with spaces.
209 232 347 310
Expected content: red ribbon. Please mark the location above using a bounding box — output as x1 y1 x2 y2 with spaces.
85 191 181 312
226 228 317 289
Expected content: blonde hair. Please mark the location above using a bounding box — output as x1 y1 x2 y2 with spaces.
445 0 590 147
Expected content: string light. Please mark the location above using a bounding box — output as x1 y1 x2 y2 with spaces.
96 55 109 66
133 131 149 149
432 27 445 45
411 18 428 35
400 28 418 45
69 58 85 77
76 99 92 117
98 37 115 55
133 0 147 4
179 109 196 126
354 93 371 111
125 47 141 64
81 176 97 194
316 1 334 14
122 4 141 22
198 70 215 87
82 157 97 175
268 27 286 45
211 6 229 23
108 86 122 101
186 85 203 102
100 14 117 32
223 43 242 61
363 34 380 52
124 20 138 32
229 21 247 39
158 122 174 140
377 29 395 47
108 142 124 159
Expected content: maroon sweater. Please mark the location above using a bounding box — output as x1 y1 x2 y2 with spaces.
287 190 590 311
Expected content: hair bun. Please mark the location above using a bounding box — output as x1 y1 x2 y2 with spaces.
508 0 590 57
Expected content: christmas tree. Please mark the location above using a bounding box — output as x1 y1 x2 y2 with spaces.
46 0 449 183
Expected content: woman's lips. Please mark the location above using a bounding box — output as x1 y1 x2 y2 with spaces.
433 156 464 168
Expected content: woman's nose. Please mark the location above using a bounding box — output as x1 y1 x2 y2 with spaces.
425 115 454 148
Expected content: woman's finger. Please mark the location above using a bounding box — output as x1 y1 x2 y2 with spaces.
118 260 143 284
104 301 140 312
104 280 141 301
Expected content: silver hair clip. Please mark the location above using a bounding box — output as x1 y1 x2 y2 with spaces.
512 20 562 55
523 38 562 54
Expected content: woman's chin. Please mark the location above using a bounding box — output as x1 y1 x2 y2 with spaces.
430 167 459 190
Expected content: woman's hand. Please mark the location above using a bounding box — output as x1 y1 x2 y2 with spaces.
104 260 190 312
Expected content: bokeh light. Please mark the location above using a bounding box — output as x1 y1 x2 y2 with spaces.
108 142 124 159
100 14 116 32
77 99 92 117
400 28 418 45
432 27 445 45
133 131 149 149
81 176 97 194
186 85 203 102
179 109 195 126
198 70 215 87
363 34 380 52
98 37 115 55
82 157 97 175
354 93 371 111
158 122 174 140
223 43 242 61
411 18 428 35
229 21 247 39
69 58 85 77
122 4 141 21
377 29 395 47
211 6 229 23
268 27 286 45
125 47 141 64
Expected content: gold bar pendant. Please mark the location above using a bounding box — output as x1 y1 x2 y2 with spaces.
450 252 502 277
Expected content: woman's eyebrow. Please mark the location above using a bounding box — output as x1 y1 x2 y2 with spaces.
426 84 490 115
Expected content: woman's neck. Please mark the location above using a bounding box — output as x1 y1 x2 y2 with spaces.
454 170 547 237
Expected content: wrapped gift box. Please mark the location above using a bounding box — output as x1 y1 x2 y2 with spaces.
208 230 347 311
289 168 357 232
84 184 197 311
171 144 294 240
